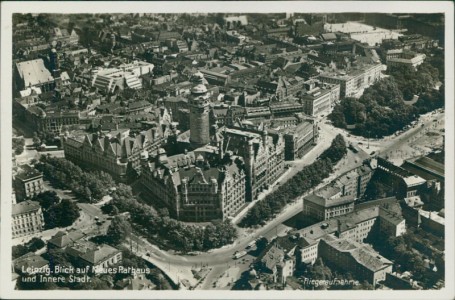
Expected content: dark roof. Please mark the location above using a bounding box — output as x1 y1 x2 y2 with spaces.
12 200 41 216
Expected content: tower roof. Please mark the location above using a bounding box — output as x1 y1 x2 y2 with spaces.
191 84 208 94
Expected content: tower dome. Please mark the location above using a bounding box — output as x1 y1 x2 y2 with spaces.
191 84 208 95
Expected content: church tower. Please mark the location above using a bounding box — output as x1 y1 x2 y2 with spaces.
189 84 210 148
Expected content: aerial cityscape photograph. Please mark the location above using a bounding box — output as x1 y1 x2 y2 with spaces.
5 7 449 296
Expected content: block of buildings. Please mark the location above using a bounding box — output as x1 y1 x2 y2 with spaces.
386 49 426 69
14 165 45 202
12 200 44 239
318 63 383 98
300 81 341 116
63 127 167 180
91 61 154 94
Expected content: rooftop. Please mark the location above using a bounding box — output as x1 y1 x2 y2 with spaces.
12 200 41 216
16 59 54 87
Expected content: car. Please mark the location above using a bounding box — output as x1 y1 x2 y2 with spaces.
96 221 102 226
146 252 151 257
94 216 99 220
358 142 363 145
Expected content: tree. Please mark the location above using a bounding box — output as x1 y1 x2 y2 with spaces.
13 138 25 155
44 199 80 229
12 244 28 259
33 191 60 210
106 216 132 246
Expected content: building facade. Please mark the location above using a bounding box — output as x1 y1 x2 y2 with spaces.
283 121 318 160
140 149 246 222
318 63 383 98
63 127 166 180
14 165 45 202
12 200 44 239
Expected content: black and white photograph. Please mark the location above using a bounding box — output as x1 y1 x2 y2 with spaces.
1 1 453 299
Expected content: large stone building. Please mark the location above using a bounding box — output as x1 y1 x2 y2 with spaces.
318 63 383 98
319 235 393 286
386 49 426 69
12 200 44 239
141 149 246 222
14 165 45 202
300 82 341 116
223 127 285 202
283 120 318 161
63 127 167 180
303 186 356 221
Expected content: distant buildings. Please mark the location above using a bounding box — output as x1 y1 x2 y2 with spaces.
12 200 44 239
91 61 154 94
318 63 383 98
13 165 44 202
386 49 426 69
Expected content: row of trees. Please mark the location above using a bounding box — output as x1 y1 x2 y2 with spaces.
35 156 116 202
239 135 347 227
329 62 444 138
104 184 238 252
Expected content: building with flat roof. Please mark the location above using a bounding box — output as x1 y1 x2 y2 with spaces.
91 61 154 94
386 49 426 69
283 121 318 161
14 165 44 202
12 200 44 239
303 185 356 221
318 63 383 98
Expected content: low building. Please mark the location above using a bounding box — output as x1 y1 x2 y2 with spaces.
13 252 49 275
66 240 122 274
12 200 44 239
47 230 85 249
14 165 44 202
